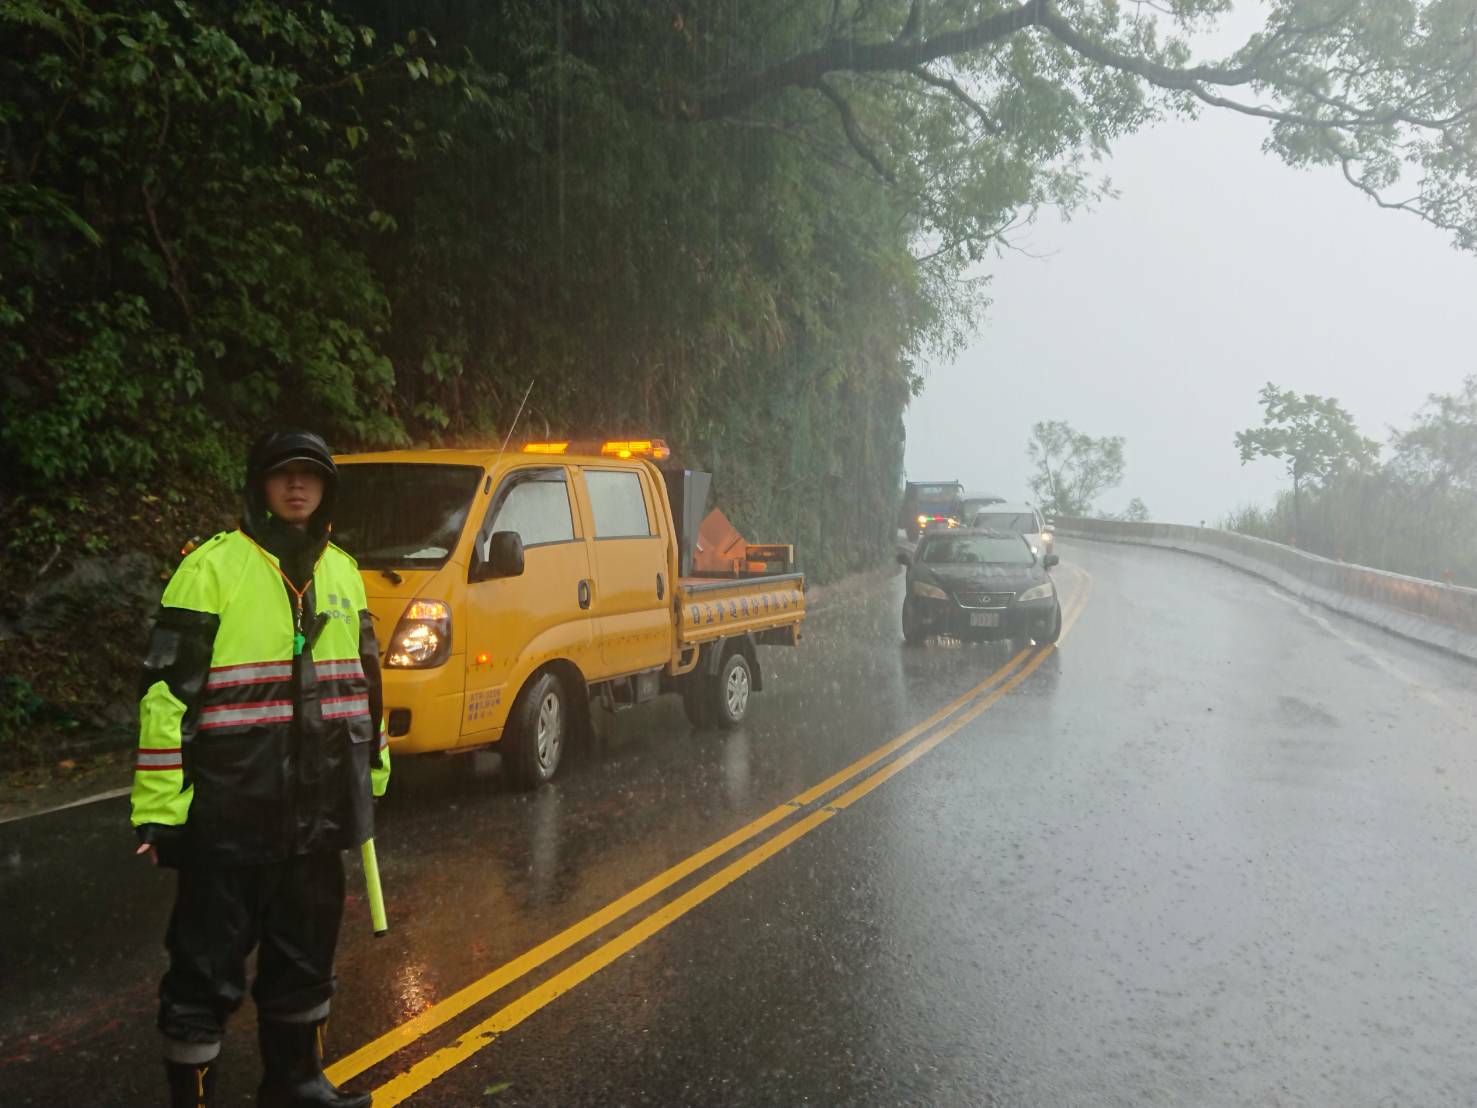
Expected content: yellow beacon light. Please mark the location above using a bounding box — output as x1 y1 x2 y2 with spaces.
521 438 671 460
600 439 671 460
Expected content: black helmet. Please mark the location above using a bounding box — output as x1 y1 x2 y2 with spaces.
248 429 337 481
243 429 338 538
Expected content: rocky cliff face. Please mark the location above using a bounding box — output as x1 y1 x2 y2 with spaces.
1 550 166 764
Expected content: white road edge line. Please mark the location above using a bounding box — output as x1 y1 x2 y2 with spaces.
1262 585 1450 709
0 785 132 827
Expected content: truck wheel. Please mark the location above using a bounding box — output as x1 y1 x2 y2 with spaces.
681 674 715 729
712 650 753 730
901 598 926 645
504 670 567 790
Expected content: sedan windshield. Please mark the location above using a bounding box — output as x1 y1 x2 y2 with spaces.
972 511 1038 532
333 463 482 569
919 534 1033 566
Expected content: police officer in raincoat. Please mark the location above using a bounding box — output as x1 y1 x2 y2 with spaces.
131 430 390 1107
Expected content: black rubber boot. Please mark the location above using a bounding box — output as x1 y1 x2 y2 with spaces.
257 1019 370 1108
165 1059 217 1107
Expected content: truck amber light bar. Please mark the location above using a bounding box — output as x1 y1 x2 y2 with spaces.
522 438 672 460
601 439 670 460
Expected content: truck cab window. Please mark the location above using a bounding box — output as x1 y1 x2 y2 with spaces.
488 469 575 551
585 470 653 538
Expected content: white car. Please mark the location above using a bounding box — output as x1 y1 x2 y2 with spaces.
969 502 1054 560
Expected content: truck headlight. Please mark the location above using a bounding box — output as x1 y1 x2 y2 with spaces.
386 600 452 668
913 581 948 600
1017 583 1054 603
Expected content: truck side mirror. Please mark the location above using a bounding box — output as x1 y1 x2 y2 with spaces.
473 530 525 581
1044 553 1060 569
896 551 911 567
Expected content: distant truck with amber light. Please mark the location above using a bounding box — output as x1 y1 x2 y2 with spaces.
330 439 805 788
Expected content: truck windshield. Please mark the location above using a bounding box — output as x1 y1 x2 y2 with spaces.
334 463 482 569
911 483 958 502
920 535 1033 566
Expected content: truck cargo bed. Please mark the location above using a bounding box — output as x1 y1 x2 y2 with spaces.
677 572 805 645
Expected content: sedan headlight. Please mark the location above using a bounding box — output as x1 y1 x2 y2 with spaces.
1017 582 1054 603
386 599 452 668
912 581 948 600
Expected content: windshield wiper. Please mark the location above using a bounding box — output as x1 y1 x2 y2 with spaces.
380 567 403 585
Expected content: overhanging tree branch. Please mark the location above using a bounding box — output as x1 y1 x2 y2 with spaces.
811 77 896 182
896 0 924 44
689 0 1049 118
910 65 1002 134
1035 5 1477 132
1339 154 1449 233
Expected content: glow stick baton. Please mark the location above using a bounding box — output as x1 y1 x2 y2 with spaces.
361 838 388 937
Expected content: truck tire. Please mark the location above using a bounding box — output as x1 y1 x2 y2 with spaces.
681 674 715 729
711 650 753 730
503 670 567 790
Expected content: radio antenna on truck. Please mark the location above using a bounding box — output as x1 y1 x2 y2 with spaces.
494 378 537 466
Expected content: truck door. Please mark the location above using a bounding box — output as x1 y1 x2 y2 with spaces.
575 465 674 676
462 465 594 739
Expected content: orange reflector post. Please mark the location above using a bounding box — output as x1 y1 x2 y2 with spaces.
522 442 569 455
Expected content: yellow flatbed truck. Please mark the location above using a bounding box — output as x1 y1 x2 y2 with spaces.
331 438 805 788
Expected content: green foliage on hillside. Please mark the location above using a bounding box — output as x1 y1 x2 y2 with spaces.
0 1 936 583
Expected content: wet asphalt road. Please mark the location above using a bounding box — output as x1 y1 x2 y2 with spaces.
3 539 1476 1106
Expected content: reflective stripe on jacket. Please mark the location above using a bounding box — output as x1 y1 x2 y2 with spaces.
131 530 390 865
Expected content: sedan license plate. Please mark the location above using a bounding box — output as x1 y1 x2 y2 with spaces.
969 611 1001 628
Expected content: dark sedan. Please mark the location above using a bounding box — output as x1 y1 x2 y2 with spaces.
898 528 1061 645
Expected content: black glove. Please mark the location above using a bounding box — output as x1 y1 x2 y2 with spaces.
136 823 190 869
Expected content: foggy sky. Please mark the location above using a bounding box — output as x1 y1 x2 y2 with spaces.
903 101 1477 526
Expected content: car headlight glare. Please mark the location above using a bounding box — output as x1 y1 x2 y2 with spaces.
1017 582 1054 603
386 600 452 668
913 581 948 600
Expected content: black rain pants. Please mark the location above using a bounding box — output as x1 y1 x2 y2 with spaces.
157 850 345 1046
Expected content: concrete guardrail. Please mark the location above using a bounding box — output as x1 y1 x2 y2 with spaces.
1056 517 1477 664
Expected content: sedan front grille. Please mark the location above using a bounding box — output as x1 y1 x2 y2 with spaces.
953 590 1015 609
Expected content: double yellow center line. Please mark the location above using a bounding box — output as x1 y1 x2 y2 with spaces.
334 574 1091 1105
